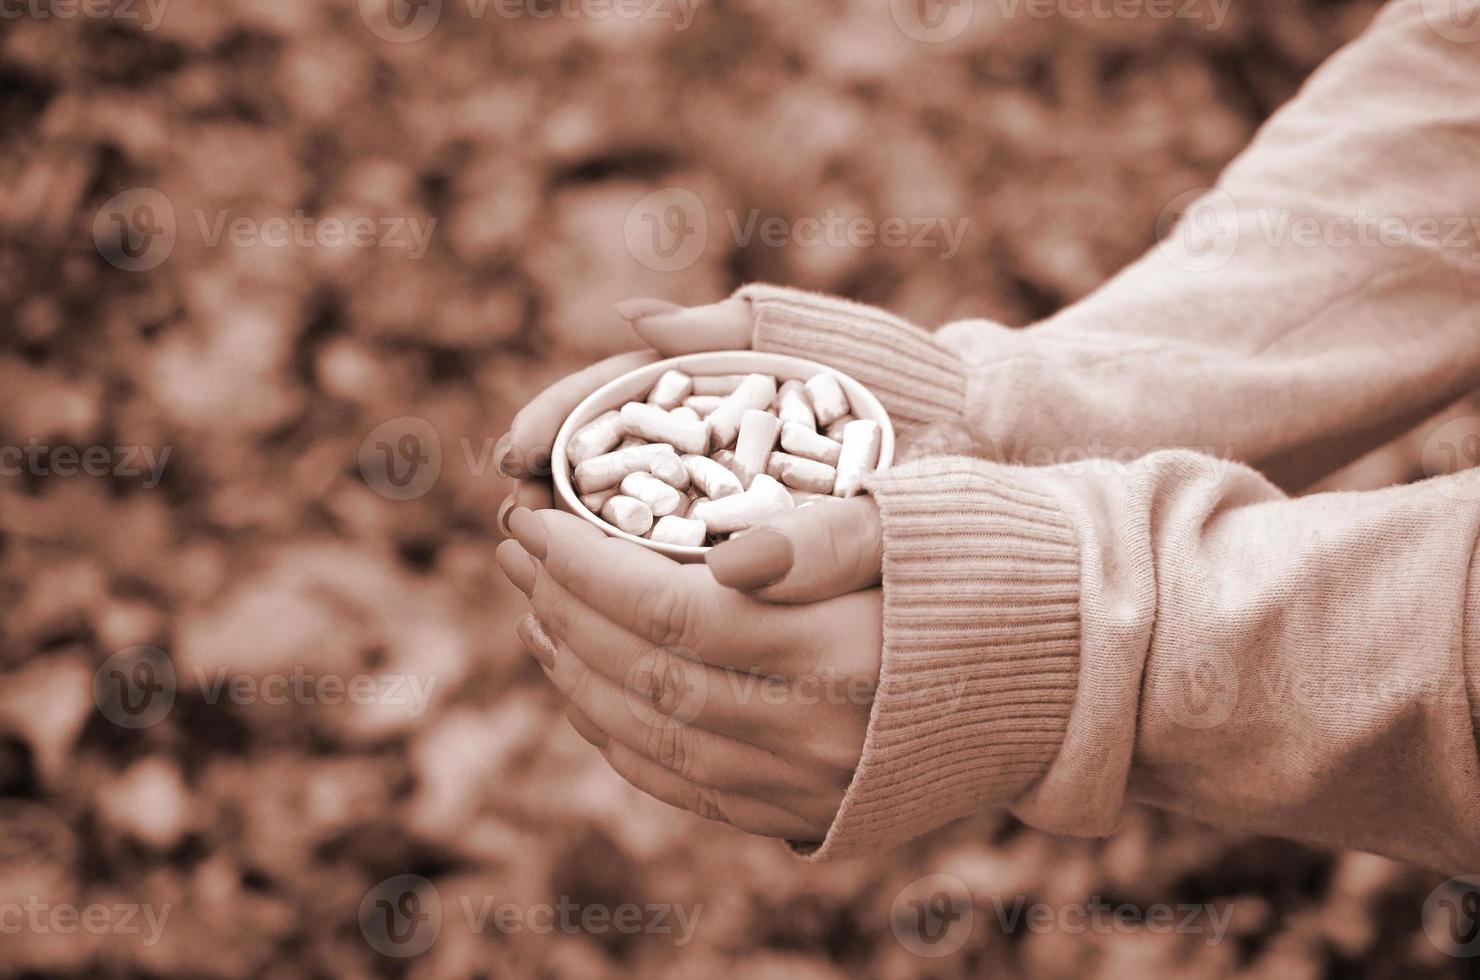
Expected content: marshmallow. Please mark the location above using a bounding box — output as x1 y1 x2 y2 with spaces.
567 410 625 466
804 373 851 427
777 379 816 430
601 495 654 536
768 451 837 494
688 474 794 534
682 454 743 500
833 419 882 497
780 420 842 466
573 442 680 493
620 401 709 456
620 471 685 517
647 369 693 410
732 409 782 489
706 374 777 449
650 515 708 548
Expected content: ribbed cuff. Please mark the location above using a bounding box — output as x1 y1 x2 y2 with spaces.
792 456 1082 861
733 284 967 426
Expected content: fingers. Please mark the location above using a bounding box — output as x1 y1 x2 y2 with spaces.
529 571 784 743
499 349 660 479
598 741 819 840
706 497 883 602
497 480 554 537
701 420 977 599
515 509 805 667
623 296 754 355
534 622 808 798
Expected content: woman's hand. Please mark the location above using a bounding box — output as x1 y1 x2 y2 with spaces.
494 296 754 531
497 500 888 841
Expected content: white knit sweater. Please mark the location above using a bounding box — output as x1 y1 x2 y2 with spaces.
738 0 1480 870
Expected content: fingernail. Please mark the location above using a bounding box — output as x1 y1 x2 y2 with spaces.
706 529 793 590
494 433 518 478
614 298 684 321
517 614 557 671
508 507 548 560
564 705 608 749
497 495 518 537
496 540 538 596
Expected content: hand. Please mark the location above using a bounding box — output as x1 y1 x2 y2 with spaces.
494 296 754 532
497 504 884 842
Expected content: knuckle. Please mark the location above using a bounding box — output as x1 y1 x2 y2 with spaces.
646 718 693 780
684 784 730 825
635 580 692 648
536 581 574 637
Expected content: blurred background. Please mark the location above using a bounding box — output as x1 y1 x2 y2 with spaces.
2 0 1478 976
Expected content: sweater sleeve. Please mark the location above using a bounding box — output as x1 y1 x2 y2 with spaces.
739 0 1480 491
803 453 1480 871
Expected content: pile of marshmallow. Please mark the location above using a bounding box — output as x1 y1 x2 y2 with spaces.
566 369 883 548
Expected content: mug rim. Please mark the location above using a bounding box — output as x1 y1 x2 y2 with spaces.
550 350 896 561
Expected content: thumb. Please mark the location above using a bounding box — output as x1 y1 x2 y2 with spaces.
615 295 754 355
705 496 882 603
